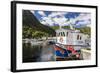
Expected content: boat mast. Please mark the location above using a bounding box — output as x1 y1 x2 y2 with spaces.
69 18 75 30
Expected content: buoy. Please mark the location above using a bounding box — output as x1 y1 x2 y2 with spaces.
59 37 63 42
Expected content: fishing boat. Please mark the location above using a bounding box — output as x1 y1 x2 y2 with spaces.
54 24 90 61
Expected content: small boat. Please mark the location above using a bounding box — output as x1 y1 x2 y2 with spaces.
54 44 80 61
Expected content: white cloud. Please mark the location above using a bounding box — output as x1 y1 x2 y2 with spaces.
77 20 90 25
48 12 68 18
30 10 35 14
38 11 91 28
39 12 69 26
65 13 91 27
76 13 91 21
48 12 69 26
40 20 46 24
52 16 68 25
75 13 91 26
41 16 54 26
38 11 46 16
86 24 91 27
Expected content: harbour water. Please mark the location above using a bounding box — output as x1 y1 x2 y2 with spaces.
23 39 56 62
23 39 91 63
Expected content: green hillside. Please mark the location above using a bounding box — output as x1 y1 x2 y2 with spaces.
22 10 56 39
76 27 91 37
51 26 91 37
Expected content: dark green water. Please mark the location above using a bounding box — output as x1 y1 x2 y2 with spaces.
23 42 55 63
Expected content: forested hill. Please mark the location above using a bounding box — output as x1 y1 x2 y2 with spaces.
22 10 56 38
51 25 91 37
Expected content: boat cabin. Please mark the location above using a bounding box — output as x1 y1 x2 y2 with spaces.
56 28 88 46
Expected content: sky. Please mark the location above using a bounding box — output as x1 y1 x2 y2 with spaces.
30 10 91 28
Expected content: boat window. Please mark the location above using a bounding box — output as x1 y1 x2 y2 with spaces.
61 32 63 36
58 32 65 36
63 32 65 36
57 33 59 36
77 35 79 40
67 32 68 36
59 32 61 36
80 36 82 40
58 33 60 36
